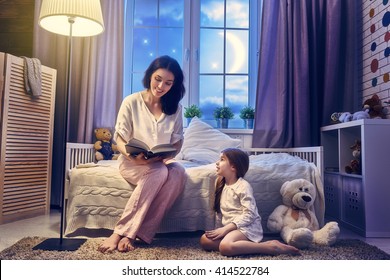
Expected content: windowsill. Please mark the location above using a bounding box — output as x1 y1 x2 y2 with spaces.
218 128 253 134
184 127 253 134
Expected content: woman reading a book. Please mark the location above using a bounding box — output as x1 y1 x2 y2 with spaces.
98 55 186 253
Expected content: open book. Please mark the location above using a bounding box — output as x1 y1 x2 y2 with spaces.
125 138 177 159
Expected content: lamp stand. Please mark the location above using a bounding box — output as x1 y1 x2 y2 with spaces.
33 17 86 251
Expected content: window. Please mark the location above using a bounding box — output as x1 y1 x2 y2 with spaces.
124 0 262 128
124 0 185 94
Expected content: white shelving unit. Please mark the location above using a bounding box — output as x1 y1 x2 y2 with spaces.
321 119 390 237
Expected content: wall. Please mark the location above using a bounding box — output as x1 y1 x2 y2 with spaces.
361 0 390 116
0 0 34 57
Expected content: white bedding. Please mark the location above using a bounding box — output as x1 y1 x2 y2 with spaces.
65 153 324 236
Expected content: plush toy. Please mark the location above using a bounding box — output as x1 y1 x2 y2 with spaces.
362 94 386 119
333 111 352 123
352 109 370 121
345 140 361 174
332 109 370 123
331 94 386 123
267 179 340 249
94 128 119 161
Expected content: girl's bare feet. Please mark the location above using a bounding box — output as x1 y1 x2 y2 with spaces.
98 233 121 253
264 240 301 255
118 236 135 252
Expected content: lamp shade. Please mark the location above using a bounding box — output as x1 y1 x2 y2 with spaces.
39 0 104 37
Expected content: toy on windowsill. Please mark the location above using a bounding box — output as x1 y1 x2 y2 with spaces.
267 179 340 249
94 128 119 161
345 140 361 175
330 94 386 123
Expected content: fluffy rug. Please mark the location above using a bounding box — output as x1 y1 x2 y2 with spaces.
1 234 389 260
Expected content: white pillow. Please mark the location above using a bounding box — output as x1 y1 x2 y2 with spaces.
176 117 242 164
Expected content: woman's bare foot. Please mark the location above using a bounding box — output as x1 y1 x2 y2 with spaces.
264 240 301 255
118 236 135 252
98 233 121 253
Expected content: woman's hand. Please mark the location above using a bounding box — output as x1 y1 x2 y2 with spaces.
116 135 163 165
124 153 163 165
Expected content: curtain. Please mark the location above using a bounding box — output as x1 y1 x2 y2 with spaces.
33 0 124 206
72 1 124 143
253 0 359 148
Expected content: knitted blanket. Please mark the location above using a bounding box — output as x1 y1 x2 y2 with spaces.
21 57 42 96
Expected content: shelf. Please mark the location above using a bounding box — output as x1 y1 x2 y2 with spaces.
324 171 362 179
321 120 390 237
321 118 390 131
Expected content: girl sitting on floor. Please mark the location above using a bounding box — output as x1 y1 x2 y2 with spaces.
200 148 300 256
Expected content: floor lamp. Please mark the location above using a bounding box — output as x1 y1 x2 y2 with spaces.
33 0 104 251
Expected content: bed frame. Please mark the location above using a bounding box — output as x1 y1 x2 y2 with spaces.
65 143 324 185
64 143 95 201
244 147 323 178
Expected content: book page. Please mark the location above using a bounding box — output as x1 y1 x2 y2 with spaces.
150 143 176 154
125 139 176 159
126 138 150 150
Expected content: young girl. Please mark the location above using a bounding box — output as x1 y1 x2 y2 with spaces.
200 148 300 256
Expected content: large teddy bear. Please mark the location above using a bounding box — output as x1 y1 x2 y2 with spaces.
267 179 340 249
94 128 119 161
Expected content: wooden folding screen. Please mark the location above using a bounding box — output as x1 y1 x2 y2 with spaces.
0 52 56 224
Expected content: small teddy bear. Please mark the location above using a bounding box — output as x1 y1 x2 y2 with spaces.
94 128 119 161
267 179 340 249
345 140 361 174
363 94 386 119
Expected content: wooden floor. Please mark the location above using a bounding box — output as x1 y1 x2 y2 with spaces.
1 209 389 254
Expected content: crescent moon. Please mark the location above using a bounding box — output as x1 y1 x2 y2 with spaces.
224 32 246 73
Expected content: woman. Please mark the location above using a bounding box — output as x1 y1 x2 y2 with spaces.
200 148 300 256
98 55 186 253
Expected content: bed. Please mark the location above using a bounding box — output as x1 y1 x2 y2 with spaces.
64 117 324 236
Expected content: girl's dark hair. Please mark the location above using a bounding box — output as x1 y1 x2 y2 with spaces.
214 148 250 212
142 55 185 115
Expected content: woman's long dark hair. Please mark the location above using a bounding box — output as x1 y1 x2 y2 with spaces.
214 148 249 213
142 55 185 115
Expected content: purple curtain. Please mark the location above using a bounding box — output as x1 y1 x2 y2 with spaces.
252 0 359 148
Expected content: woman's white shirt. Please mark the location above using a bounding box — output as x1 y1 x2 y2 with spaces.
114 91 183 148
